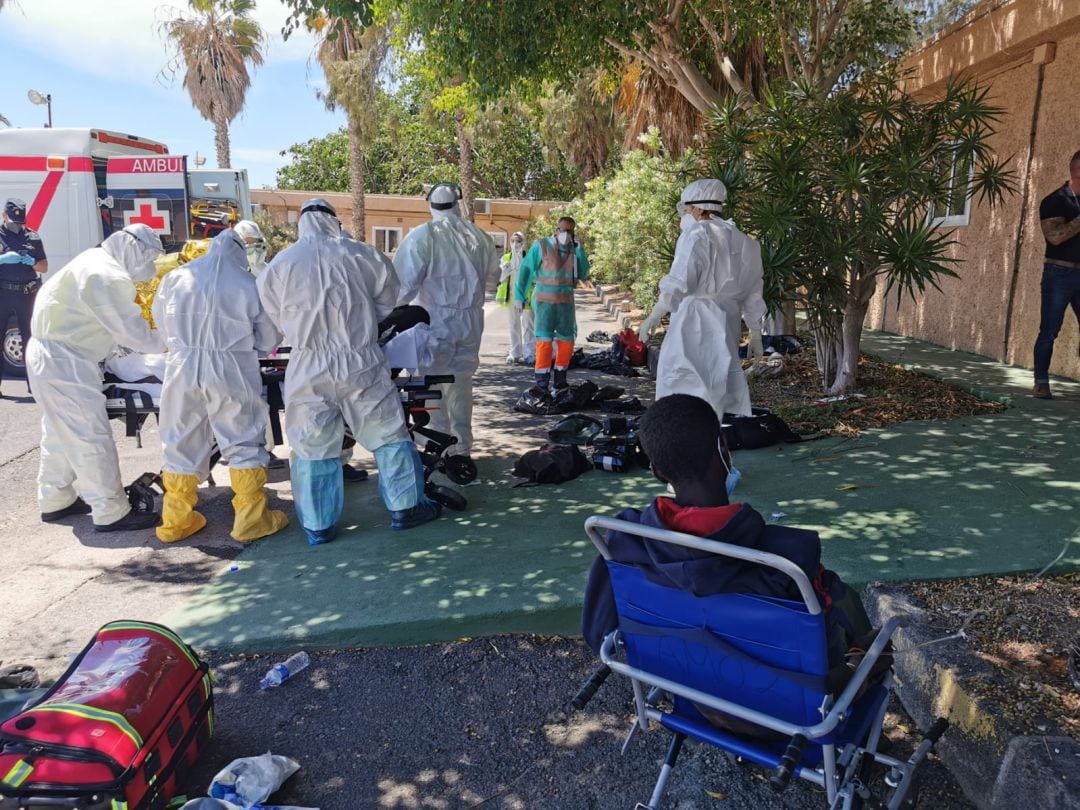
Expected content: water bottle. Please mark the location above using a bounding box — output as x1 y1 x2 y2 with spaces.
259 651 310 689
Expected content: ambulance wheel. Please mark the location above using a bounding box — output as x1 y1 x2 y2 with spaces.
444 455 478 485
3 322 25 375
428 484 467 512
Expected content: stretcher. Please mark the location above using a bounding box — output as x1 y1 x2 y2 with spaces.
103 330 474 514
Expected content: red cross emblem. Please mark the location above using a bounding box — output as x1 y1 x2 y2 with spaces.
124 199 171 233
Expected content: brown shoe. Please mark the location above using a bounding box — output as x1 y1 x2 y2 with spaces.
1032 383 1053 399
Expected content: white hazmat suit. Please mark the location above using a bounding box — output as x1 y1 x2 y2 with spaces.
152 229 287 544
641 180 767 419
257 200 438 543
500 232 532 364
28 224 165 530
393 185 500 458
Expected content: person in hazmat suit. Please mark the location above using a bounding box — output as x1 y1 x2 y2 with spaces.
28 224 166 532
257 199 440 544
152 228 288 544
639 179 766 420
393 183 500 461
515 216 590 391
234 219 269 276
496 231 533 365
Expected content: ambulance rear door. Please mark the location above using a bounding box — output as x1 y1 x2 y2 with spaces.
106 155 190 252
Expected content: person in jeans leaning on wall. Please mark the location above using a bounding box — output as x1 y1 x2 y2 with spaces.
1033 150 1080 399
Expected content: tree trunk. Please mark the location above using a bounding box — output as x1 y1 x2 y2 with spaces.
455 112 475 223
815 274 878 394
813 311 844 391
213 116 231 169
347 117 366 241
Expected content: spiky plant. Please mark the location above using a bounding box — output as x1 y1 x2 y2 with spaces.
162 0 265 168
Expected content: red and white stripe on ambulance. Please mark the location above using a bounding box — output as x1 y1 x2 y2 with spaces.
0 155 98 271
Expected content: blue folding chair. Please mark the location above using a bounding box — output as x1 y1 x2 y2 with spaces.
584 515 948 810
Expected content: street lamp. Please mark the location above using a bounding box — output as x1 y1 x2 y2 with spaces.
27 90 52 128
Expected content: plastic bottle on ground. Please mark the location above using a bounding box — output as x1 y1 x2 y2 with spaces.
259 651 310 689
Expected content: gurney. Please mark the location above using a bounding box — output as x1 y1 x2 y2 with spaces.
103 311 473 512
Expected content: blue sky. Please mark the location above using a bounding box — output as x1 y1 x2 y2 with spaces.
0 0 345 187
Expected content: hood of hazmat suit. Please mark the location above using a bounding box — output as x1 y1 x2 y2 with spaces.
152 228 283 477
427 182 462 220
31 225 165 361
676 178 727 218
234 219 269 275
393 206 501 374
654 215 766 420
257 199 409 460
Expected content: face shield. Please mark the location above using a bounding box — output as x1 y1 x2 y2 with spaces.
121 224 165 282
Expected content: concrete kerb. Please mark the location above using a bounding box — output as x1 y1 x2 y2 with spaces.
866 583 1080 810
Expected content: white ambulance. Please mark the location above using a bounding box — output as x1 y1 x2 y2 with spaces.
0 127 253 374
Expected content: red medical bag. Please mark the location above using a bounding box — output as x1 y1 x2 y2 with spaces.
0 621 213 810
617 328 648 367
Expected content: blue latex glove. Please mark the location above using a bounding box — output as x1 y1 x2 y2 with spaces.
19 254 35 266
0 252 24 265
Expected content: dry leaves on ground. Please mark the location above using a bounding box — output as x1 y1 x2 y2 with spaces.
748 347 1006 436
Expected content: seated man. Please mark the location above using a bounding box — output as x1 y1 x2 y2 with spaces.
582 394 876 729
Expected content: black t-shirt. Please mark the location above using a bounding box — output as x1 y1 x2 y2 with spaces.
1039 184 1080 264
0 225 46 283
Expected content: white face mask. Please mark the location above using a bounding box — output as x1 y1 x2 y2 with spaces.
680 213 696 232
555 231 571 246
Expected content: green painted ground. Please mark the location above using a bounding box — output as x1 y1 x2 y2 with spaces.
166 331 1080 653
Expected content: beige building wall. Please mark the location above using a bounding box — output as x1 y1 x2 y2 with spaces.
866 0 1080 381
252 189 563 254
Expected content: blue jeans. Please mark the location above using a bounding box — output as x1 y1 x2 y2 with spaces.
1033 263 1080 383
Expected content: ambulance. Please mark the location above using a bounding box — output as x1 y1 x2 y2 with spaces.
0 127 253 374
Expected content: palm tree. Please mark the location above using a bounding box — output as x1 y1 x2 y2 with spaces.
162 0 264 168
313 17 388 240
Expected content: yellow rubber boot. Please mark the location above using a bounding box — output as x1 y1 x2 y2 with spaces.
156 472 207 543
230 467 289 543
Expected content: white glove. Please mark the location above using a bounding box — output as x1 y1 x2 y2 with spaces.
638 305 666 342
499 264 512 283
514 300 524 314
748 328 764 361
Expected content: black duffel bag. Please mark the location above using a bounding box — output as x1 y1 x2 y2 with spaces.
722 407 805 450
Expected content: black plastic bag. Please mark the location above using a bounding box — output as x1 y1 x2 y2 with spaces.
512 444 591 485
722 407 805 450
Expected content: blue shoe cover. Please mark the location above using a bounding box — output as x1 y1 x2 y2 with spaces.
305 526 338 546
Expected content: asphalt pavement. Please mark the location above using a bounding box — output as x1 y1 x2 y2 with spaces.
184 637 973 810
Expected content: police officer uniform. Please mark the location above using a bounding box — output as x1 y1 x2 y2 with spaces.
0 199 47 389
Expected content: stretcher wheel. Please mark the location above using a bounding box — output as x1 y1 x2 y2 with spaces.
443 455 478 485
427 484 467 512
